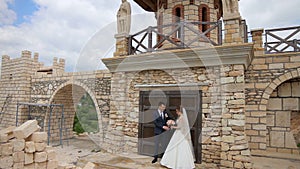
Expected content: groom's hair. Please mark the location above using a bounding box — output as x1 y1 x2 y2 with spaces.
158 102 165 107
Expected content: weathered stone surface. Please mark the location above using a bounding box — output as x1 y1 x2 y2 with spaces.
35 142 46 152
0 155 13 168
12 139 25 152
13 151 25 163
285 132 297 148
275 111 290 127
13 120 39 139
28 132 47 143
47 160 59 169
267 98 282 110
13 162 24 169
34 162 47 169
46 148 57 160
24 153 33 165
1 142 13 156
270 131 285 147
24 163 35 169
25 141 35 153
83 162 97 169
34 151 47 163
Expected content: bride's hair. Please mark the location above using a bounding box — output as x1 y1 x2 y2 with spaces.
175 105 183 112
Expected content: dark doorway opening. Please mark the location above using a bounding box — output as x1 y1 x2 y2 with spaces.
138 90 202 163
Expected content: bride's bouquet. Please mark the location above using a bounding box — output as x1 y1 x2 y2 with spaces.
167 120 176 128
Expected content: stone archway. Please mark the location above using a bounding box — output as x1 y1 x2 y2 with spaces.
47 81 101 141
260 70 300 154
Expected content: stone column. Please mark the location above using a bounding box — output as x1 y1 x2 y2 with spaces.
251 28 264 56
223 17 243 44
220 65 252 169
114 33 129 57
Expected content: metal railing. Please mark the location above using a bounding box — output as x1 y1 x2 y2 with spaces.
265 26 300 53
128 21 222 55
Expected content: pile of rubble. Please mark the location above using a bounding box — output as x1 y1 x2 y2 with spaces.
0 120 97 169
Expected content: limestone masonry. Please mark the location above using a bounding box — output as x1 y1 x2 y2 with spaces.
0 0 300 169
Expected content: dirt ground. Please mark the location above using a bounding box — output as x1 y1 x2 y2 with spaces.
53 135 300 169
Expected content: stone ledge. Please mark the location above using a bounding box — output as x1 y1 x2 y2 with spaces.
102 43 254 72
252 150 300 161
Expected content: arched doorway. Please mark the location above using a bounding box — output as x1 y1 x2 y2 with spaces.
47 83 100 144
266 77 300 154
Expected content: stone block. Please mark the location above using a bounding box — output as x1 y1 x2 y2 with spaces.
24 153 33 165
278 83 291 97
13 162 24 169
267 98 282 110
13 151 25 162
221 160 234 168
266 115 274 126
83 162 97 169
24 163 35 169
283 98 299 110
292 82 300 97
34 151 47 163
275 111 290 127
35 162 47 169
25 141 35 153
222 136 235 143
270 131 285 147
0 156 13 169
47 160 59 169
1 142 13 156
0 126 16 135
0 133 9 143
12 139 25 152
13 120 39 139
285 132 297 148
35 142 46 152
28 132 47 143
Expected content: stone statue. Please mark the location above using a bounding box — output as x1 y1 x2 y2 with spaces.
222 0 240 19
117 0 131 35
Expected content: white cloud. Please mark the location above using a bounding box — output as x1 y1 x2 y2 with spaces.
0 0 299 72
240 0 300 29
0 0 17 25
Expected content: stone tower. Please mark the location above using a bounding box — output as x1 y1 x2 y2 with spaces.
113 0 246 56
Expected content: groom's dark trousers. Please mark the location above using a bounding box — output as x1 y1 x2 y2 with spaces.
153 110 172 159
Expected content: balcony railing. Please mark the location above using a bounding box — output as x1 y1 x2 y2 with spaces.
265 26 300 53
128 21 222 55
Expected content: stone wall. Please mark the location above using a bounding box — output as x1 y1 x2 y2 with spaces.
245 29 300 154
266 79 300 154
105 64 252 168
30 71 111 141
0 51 111 143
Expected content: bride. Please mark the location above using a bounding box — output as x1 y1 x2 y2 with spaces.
160 106 195 169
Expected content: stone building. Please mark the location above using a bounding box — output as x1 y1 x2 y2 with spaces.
0 0 299 168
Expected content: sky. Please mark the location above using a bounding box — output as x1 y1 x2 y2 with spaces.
0 0 300 72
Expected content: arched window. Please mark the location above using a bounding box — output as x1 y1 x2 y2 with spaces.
199 5 210 36
190 0 194 5
202 7 208 32
173 5 184 38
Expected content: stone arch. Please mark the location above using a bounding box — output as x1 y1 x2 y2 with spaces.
46 80 101 140
260 70 299 110
259 70 300 154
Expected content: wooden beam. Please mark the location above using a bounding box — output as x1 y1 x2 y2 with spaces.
134 0 157 12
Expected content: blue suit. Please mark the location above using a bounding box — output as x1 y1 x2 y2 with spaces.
153 109 173 159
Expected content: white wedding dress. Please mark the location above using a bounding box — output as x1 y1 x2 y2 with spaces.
160 108 195 169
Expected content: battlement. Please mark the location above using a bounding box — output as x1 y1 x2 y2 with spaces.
1 50 65 78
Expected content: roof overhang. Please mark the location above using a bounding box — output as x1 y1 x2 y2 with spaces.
133 0 157 12
102 43 254 73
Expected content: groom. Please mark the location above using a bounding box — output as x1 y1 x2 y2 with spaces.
152 102 173 163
